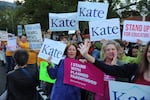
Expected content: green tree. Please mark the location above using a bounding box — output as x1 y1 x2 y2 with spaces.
20 0 78 30
0 8 16 33
0 0 150 34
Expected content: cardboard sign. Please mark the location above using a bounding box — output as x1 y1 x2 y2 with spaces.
68 30 76 34
64 58 104 95
89 18 121 41
109 81 150 100
77 1 108 21
49 12 79 31
6 37 17 51
39 61 56 83
24 23 43 50
0 31 8 41
17 25 22 36
122 20 150 44
38 39 66 65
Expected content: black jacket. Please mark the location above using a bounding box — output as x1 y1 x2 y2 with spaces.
6 65 39 100
94 59 139 82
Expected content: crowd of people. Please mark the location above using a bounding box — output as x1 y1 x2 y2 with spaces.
0 29 149 100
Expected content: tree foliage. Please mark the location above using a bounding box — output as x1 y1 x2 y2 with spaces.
0 0 150 34
20 0 78 30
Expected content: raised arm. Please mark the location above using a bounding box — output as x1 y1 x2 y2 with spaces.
78 41 95 63
78 41 138 78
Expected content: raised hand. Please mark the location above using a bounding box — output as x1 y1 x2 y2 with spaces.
78 40 95 63
78 41 90 57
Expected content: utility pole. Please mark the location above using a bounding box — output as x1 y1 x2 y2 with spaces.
140 6 149 21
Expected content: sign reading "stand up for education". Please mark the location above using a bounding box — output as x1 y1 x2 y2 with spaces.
122 20 150 44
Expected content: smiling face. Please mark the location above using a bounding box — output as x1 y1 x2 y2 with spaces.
66 45 77 59
104 44 118 60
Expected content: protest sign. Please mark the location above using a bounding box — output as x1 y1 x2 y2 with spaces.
68 30 76 34
49 12 78 31
7 37 17 51
89 18 121 41
109 81 150 100
17 25 22 36
77 1 108 21
0 31 8 41
38 38 66 65
64 58 104 95
39 61 56 83
122 20 150 44
24 23 43 50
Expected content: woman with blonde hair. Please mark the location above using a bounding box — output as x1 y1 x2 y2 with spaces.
93 40 125 100
78 40 150 85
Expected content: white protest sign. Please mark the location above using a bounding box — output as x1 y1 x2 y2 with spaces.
0 31 8 41
89 18 121 41
49 12 79 31
68 30 76 34
24 23 43 50
122 20 150 44
77 1 108 21
7 37 17 51
38 39 67 64
109 81 150 100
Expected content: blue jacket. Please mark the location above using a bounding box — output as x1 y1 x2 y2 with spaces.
48 59 81 100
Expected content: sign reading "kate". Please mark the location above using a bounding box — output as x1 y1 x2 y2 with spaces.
109 81 150 100
89 18 121 41
77 1 108 21
49 12 78 31
38 39 66 65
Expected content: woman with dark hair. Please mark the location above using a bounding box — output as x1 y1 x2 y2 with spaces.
47 43 81 100
6 49 39 100
78 40 150 85
127 45 139 57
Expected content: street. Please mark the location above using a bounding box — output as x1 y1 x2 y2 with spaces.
0 62 6 95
